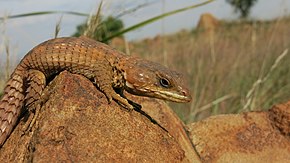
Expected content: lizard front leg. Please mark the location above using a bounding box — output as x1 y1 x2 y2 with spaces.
103 87 134 111
114 88 142 110
90 66 134 111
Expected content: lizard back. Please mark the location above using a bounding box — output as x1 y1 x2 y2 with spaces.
20 37 123 78
0 37 124 147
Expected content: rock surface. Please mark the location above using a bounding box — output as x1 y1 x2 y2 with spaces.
187 102 290 163
1 71 289 163
196 13 219 32
0 71 197 162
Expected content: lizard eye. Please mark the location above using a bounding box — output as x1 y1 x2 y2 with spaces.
159 78 171 88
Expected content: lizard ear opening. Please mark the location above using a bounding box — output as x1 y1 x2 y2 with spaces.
124 69 152 88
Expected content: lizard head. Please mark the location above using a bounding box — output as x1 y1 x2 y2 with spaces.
121 57 192 103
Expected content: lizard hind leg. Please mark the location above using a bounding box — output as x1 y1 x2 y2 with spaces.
23 69 46 133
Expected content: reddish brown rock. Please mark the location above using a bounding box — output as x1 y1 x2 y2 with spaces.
187 105 290 163
2 71 289 163
0 71 194 162
196 13 219 32
126 93 199 163
269 101 290 136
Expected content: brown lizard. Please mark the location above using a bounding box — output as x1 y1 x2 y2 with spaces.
0 36 191 147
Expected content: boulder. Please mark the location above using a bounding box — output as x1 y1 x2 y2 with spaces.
0 71 198 162
187 102 290 162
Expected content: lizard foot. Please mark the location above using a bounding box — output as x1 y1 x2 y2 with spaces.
103 89 134 111
21 103 41 135
21 73 56 135
128 99 142 110
114 97 134 111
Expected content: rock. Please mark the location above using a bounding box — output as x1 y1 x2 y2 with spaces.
196 13 219 32
126 93 199 163
269 102 290 136
3 70 289 163
187 104 290 163
0 71 197 162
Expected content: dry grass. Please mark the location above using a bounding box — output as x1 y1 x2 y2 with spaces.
0 17 19 97
129 17 290 122
1 17 290 123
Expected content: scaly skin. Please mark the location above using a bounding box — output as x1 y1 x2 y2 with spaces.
0 36 191 147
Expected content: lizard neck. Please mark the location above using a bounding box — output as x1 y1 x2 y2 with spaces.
111 55 130 89
112 55 140 89
113 55 143 92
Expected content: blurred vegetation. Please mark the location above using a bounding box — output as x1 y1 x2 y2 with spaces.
129 18 290 122
72 15 124 44
226 0 258 18
1 0 289 123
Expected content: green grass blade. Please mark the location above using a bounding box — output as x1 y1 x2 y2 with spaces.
102 0 215 42
115 2 156 19
0 11 88 20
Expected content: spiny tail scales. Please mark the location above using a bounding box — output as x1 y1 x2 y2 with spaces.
0 70 26 146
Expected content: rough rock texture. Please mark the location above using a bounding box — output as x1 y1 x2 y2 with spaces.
187 103 290 163
0 71 197 162
269 102 290 136
126 93 199 163
1 71 289 163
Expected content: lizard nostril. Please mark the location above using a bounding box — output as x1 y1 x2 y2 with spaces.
182 90 188 96
182 90 189 96
182 89 192 101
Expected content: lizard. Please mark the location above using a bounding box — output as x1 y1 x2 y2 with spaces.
0 36 191 147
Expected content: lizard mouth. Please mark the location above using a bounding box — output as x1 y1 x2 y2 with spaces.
125 81 191 103
155 90 192 103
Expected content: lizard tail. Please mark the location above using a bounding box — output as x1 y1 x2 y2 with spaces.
0 70 26 147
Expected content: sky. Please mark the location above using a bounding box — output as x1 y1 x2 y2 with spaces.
0 0 289 61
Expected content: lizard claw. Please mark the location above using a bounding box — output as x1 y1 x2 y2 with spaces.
21 103 41 135
102 89 135 111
